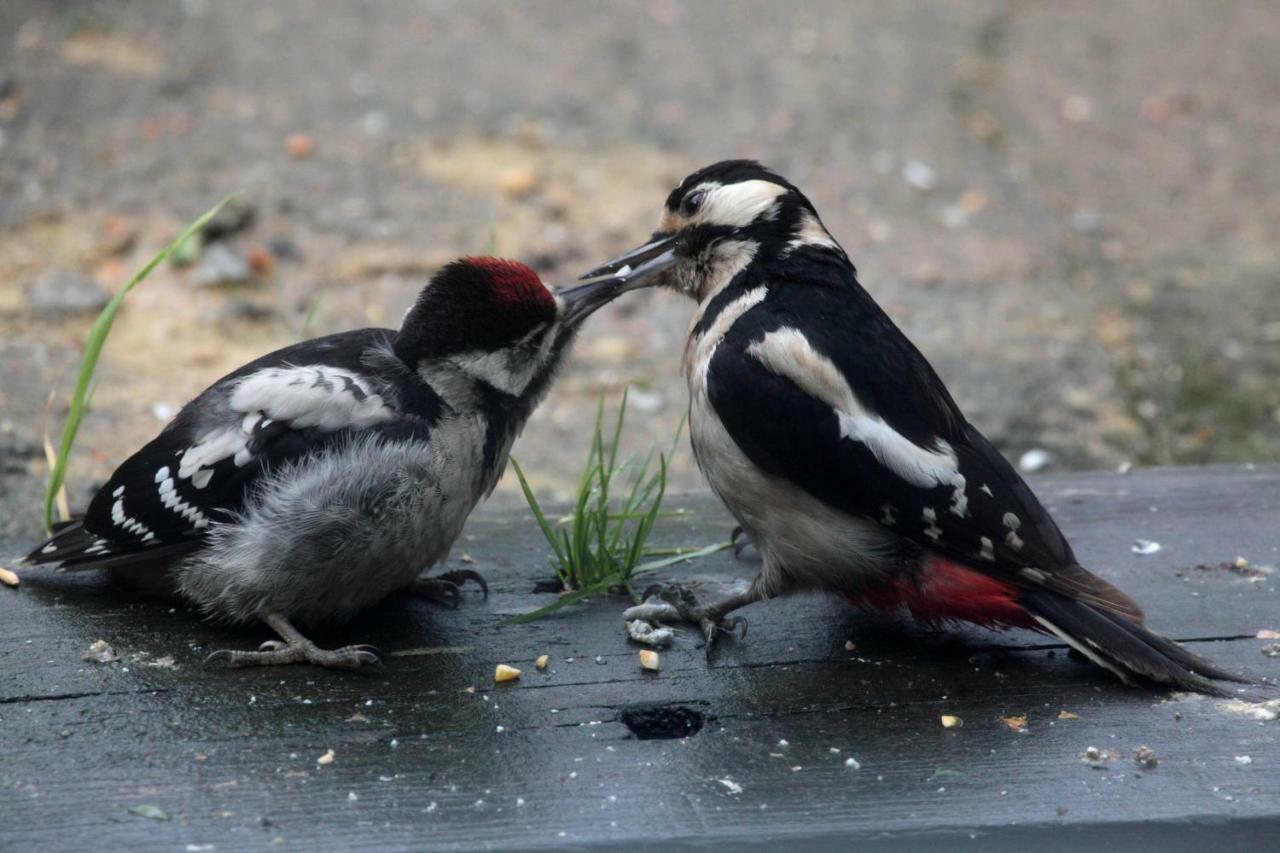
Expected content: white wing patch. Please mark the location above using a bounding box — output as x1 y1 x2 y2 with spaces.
746 327 969 514
231 366 393 431
176 366 395 486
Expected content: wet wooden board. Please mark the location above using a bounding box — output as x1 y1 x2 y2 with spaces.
2 464 1278 851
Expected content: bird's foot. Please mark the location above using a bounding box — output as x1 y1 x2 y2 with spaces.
729 525 756 559
206 638 383 672
629 583 748 656
411 569 489 609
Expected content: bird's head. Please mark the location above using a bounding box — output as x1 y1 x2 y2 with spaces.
394 256 620 398
578 160 842 302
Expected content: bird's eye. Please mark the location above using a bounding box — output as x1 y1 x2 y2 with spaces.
682 190 706 215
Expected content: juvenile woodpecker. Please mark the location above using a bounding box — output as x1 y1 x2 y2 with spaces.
24 257 622 670
581 160 1249 695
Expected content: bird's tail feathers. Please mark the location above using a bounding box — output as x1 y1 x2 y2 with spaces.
1019 587 1253 696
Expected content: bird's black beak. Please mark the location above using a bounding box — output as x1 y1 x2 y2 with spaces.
557 233 678 325
578 232 678 289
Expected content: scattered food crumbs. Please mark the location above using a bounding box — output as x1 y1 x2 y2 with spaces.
777 739 789 746
1082 747 1120 765
940 715 962 729
144 655 178 669
1257 629 1280 640
829 747 841 754
346 713 370 723
845 757 861 769
1220 699 1280 721
535 654 549 670
494 664 521 683
129 805 170 822
460 553 475 563
1000 715 1028 732
1235 755 1253 766
638 650 661 672
464 686 476 694
626 619 675 648
718 779 744 795
1058 711 1080 720
1132 539 1162 555
790 766 803 772
348 792 358 801
844 640 856 651
496 726 505 733
83 639 119 664
622 597 681 623
317 749 335 766
1133 746 1159 770
0 566 19 587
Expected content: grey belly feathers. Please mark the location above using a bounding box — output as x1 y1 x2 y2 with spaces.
177 420 487 625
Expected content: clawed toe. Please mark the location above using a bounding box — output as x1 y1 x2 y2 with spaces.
729 526 755 559
437 568 489 598
413 569 488 609
633 582 749 656
204 640 384 672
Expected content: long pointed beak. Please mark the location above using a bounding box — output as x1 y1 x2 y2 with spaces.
577 232 678 288
557 233 679 326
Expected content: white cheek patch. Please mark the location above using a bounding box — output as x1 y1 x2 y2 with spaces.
697 180 787 228
448 336 553 397
746 327 968 514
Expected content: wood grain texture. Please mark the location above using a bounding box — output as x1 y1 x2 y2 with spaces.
1 465 1277 850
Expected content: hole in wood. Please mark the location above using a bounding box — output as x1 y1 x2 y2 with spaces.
619 703 708 740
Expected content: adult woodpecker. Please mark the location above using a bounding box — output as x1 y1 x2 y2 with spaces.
581 160 1249 695
23 257 623 670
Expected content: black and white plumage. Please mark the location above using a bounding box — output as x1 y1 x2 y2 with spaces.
25 257 623 670
581 160 1250 695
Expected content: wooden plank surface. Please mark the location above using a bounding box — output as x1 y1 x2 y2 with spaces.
1 464 1278 851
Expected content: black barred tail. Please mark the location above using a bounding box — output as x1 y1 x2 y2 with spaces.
1019 587 1254 696
24 521 198 573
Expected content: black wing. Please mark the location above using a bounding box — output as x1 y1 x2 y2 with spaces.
706 279 1141 621
27 328 442 570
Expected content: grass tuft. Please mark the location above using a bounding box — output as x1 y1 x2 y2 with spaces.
43 196 235 532
508 390 727 623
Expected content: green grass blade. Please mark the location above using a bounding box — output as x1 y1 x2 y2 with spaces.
630 540 732 575
43 194 235 532
510 458 567 566
504 573 622 624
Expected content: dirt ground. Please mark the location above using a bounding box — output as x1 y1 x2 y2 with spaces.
2 1 1278 544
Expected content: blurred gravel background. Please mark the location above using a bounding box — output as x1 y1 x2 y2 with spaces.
2 0 1278 543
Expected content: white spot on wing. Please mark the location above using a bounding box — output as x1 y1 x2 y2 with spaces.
158 476 210 530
